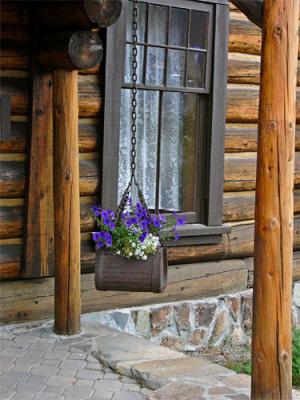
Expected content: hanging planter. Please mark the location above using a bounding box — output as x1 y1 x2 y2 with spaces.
91 195 185 293
92 0 185 293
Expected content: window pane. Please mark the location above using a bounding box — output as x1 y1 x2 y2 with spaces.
124 44 145 84
159 92 198 212
187 51 206 88
148 5 168 45
190 11 209 49
169 8 189 47
167 49 186 87
118 89 159 208
126 1 147 42
146 47 165 86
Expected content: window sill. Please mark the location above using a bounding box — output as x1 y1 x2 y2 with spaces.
161 224 231 247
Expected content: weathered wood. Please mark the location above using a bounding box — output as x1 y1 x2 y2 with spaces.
227 54 300 85
225 124 300 152
53 70 81 335
1 2 30 25
23 60 55 278
34 0 122 30
0 159 100 197
0 199 96 239
0 95 11 140
251 0 299 396
38 31 103 71
0 258 249 324
0 243 22 280
227 84 300 123
0 118 99 153
230 0 263 28
0 45 29 71
223 190 300 222
224 152 300 191
0 77 29 115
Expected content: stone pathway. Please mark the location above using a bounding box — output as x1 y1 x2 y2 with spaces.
0 321 151 400
0 320 299 400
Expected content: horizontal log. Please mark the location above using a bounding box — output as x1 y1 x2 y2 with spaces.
224 152 300 191
230 0 263 28
0 159 100 198
0 198 96 239
223 190 300 222
225 124 300 152
1 3 30 25
226 85 300 123
228 54 300 85
228 18 300 57
38 31 103 71
1 24 29 43
0 45 29 70
0 258 249 323
0 119 100 153
0 77 101 117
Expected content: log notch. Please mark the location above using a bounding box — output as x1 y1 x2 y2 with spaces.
38 31 103 71
251 0 300 398
230 0 263 28
53 70 81 335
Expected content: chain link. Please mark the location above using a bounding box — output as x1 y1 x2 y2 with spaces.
130 0 138 179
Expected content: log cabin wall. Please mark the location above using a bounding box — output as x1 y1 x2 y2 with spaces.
0 1 300 323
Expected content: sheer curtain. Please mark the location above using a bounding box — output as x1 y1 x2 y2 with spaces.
118 4 188 212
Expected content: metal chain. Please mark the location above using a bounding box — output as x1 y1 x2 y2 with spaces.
116 0 151 222
130 0 138 179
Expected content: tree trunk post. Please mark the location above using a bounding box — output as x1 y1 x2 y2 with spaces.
252 0 299 398
53 70 81 335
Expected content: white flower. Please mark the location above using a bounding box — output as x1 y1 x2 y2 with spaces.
116 250 120 255
132 242 136 248
142 255 147 260
128 252 132 257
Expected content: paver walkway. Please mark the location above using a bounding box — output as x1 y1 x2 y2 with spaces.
0 321 152 400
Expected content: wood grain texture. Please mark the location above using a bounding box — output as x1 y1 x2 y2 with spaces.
230 0 263 28
226 84 300 123
223 191 300 222
251 0 299 397
224 152 300 191
53 70 81 335
23 62 54 278
225 124 300 152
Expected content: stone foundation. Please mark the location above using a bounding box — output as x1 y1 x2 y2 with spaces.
89 282 300 352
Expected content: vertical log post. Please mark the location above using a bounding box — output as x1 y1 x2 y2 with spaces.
252 0 299 398
53 70 81 335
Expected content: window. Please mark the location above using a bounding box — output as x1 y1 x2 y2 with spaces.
102 0 230 245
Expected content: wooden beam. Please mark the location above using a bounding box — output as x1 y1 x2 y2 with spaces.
251 0 300 398
230 0 263 28
53 70 81 335
23 62 54 278
38 30 103 71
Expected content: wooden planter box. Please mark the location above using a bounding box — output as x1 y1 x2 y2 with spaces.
95 248 168 293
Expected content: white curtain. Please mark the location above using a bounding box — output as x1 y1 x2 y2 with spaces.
118 4 190 211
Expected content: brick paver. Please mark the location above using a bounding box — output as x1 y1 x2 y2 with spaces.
0 323 151 400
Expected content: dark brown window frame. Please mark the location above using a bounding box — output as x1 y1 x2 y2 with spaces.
101 0 230 245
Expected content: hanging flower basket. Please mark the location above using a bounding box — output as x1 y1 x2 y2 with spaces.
91 198 185 293
95 247 168 293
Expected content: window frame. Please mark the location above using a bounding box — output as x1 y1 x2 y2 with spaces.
101 0 230 245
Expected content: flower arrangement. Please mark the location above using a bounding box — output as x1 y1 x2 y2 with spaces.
91 200 185 261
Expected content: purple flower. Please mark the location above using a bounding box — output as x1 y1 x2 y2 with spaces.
108 222 115 231
139 232 147 242
92 205 101 217
175 215 186 226
92 232 101 241
174 232 180 241
151 215 160 228
104 232 112 247
139 219 149 230
96 241 105 248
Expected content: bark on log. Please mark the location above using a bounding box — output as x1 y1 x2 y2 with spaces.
230 0 263 28
38 31 103 71
251 0 299 397
53 70 81 335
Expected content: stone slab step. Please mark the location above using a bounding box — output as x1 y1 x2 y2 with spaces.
91 324 186 370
